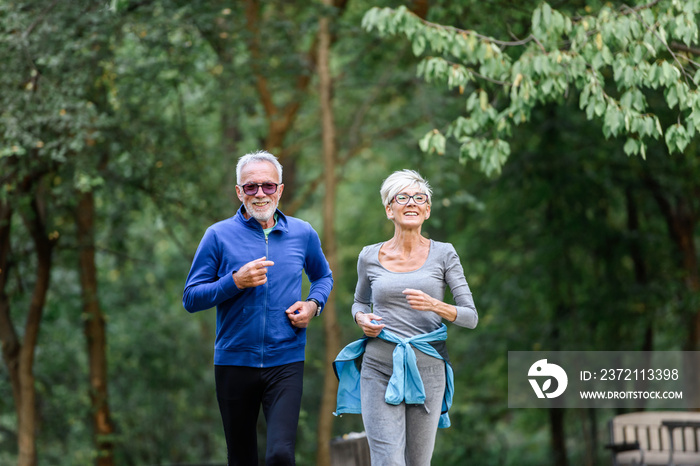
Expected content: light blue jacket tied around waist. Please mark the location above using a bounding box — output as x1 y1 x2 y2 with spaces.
333 324 454 428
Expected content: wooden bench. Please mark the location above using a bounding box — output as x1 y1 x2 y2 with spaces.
607 411 700 466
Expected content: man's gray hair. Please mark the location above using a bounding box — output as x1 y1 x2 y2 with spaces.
236 150 283 184
380 169 432 207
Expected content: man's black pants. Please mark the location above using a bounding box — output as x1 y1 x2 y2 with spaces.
215 362 304 465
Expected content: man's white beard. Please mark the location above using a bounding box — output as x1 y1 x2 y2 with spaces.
246 199 277 223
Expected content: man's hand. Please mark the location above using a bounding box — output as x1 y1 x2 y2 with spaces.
232 257 275 289
285 301 316 328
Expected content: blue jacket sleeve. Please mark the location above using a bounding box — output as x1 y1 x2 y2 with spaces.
303 226 333 310
182 228 243 313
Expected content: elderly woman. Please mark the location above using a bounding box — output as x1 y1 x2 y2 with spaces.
334 169 478 466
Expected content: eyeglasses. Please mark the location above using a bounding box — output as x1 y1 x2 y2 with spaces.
239 182 280 196
393 193 429 205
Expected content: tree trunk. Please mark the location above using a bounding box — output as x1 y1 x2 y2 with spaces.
76 191 116 466
243 0 348 204
625 187 654 351
16 190 56 466
543 117 569 466
243 0 305 193
585 409 598 466
316 4 342 465
0 202 20 405
643 175 700 349
549 409 568 466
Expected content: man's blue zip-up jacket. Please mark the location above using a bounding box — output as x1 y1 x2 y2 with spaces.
183 206 333 368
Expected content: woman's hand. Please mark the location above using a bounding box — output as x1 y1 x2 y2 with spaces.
403 288 457 322
402 288 437 311
355 312 385 337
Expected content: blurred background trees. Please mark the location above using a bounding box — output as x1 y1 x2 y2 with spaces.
1 1 698 465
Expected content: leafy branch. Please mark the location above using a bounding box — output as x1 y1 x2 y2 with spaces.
362 1 700 176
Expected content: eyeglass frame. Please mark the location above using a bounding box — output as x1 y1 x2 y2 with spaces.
238 182 280 196
392 193 429 205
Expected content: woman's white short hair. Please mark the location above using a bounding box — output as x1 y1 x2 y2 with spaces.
236 150 283 184
380 169 432 207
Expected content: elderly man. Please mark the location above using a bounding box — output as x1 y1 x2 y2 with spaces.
183 150 333 465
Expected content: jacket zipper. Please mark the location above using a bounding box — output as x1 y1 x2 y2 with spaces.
261 233 269 367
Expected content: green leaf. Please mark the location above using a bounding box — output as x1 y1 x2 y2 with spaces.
109 0 130 13
666 84 679 109
361 7 381 32
433 132 446 155
532 6 541 33
675 124 689 152
664 124 678 153
675 82 689 110
542 3 552 29
479 89 489 111
585 100 596 120
623 137 639 155
418 130 433 152
579 83 591 110
412 34 426 56
594 99 606 117
418 130 446 155
604 105 622 137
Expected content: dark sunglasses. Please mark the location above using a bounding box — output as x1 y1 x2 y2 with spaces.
239 182 280 196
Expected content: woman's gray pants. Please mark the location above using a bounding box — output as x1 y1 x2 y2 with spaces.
360 338 447 466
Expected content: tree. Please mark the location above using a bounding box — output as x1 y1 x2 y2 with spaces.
0 170 57 466
0 2 119 464
363 1 700 174
316 2 342 464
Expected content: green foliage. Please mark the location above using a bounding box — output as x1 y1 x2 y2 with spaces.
363 1 700 175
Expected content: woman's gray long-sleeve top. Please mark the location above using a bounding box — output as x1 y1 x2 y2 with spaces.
351 240 478 339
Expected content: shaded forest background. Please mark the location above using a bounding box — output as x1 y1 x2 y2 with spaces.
1 0 699 465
